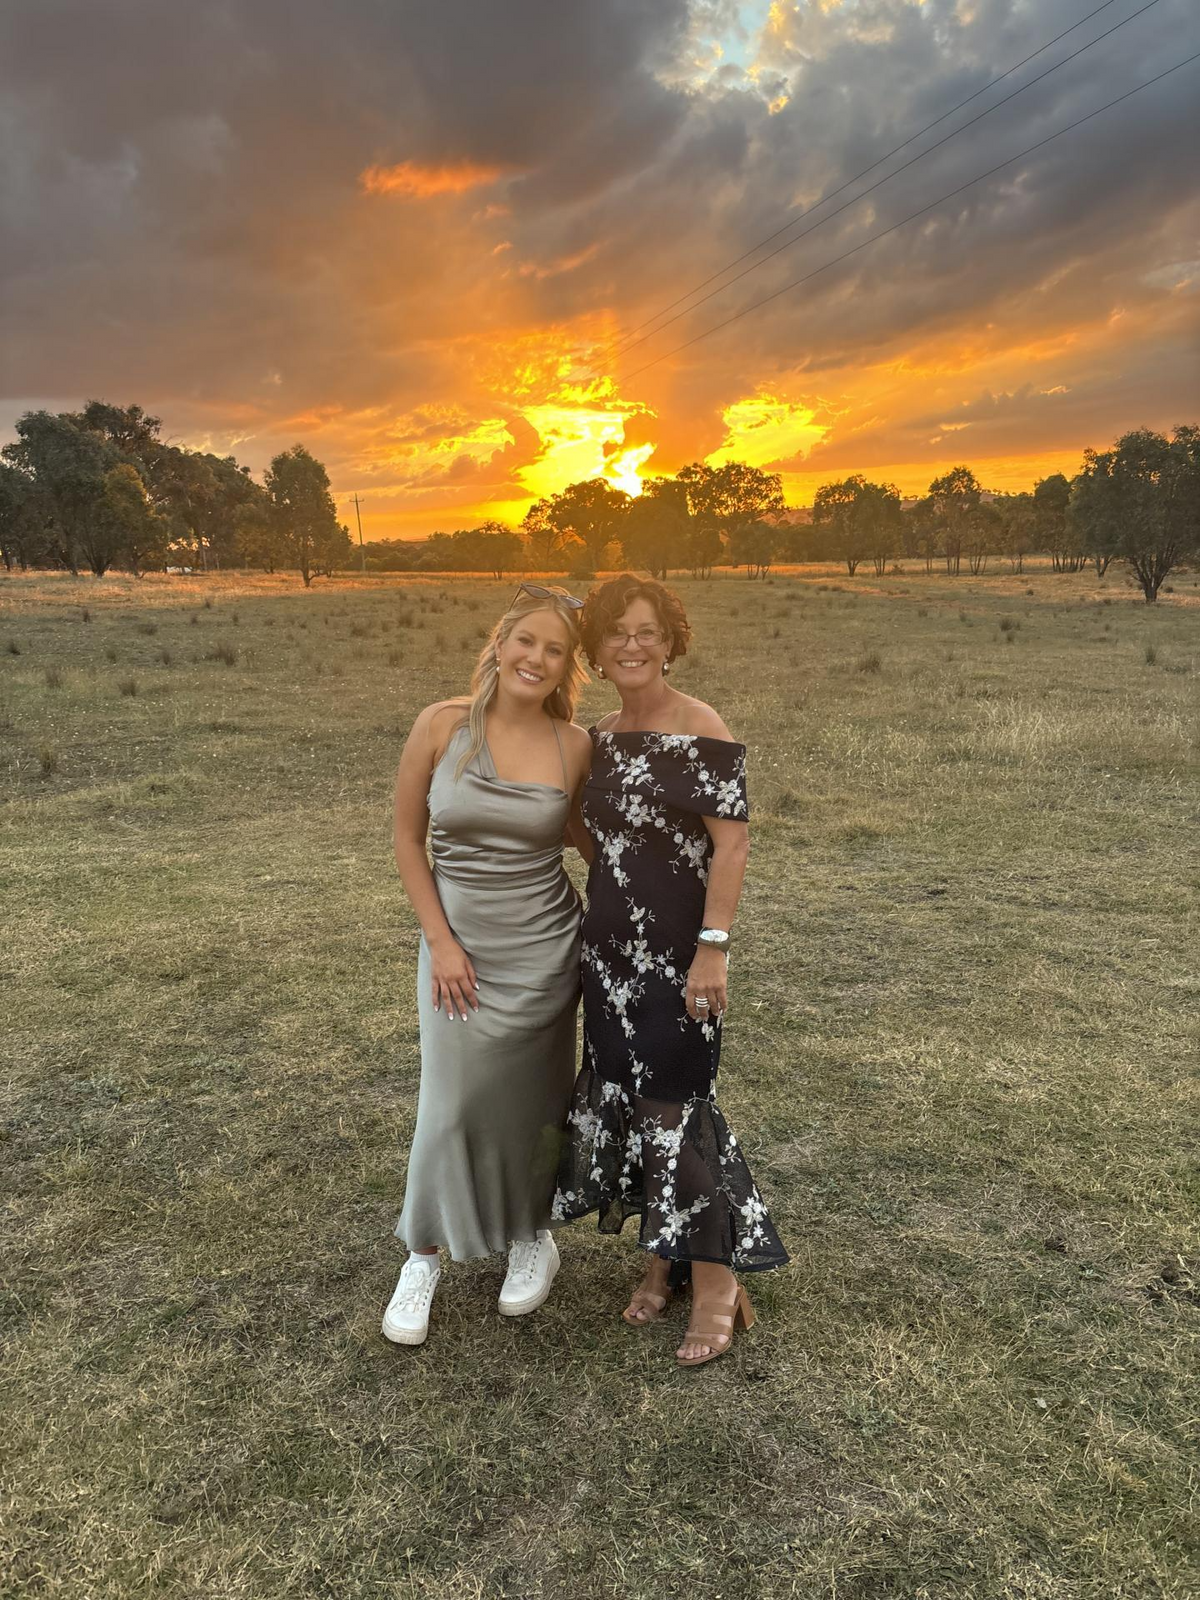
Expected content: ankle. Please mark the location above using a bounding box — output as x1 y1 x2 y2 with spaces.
691 1262 735 1296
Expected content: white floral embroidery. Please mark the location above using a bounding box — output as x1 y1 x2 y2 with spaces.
672 827 710 881
602 742 662 794
592 822 635 887
615 791 662 830
552 730 782 1271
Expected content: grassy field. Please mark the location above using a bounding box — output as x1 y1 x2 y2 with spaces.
1 562 1197 1600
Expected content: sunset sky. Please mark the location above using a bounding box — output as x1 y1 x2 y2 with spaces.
2 0 1197 538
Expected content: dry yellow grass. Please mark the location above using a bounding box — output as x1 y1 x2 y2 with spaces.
1 561 1197 1600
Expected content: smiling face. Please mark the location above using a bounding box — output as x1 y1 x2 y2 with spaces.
495 606 573 703
595 595 670 691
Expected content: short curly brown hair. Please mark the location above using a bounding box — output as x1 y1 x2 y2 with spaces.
581 573 692 666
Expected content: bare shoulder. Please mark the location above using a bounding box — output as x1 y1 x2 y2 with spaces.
406 698 470 762
427 696 471 725
561 720 593 758
676 696 737 742
561 719 593 789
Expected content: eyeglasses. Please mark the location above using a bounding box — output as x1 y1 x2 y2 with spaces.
512 581 584 610
601 626 666 648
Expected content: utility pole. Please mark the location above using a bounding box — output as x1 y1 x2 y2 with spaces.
353 492 366 575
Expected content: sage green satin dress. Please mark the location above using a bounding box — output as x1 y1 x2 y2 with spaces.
395 722 582 1260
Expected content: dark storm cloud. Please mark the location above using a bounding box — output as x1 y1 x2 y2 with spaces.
1 0 1196 512
0 0 690 426
604 1 1199 401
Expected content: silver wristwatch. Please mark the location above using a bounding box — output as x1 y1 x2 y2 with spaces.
697 927 731 952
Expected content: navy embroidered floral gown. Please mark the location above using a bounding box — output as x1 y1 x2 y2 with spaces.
553 730 787 1273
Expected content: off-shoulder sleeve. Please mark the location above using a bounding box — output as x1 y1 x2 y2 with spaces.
644 733 749 819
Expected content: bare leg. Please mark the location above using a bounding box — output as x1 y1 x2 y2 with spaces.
623 1254 671 1323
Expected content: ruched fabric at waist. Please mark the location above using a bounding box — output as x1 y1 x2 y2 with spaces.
431 841 569 892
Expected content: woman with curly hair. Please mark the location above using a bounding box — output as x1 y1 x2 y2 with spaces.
553 575 787 1366
383 585 592 1347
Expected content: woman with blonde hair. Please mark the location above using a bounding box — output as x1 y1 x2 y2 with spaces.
383 584 592 1346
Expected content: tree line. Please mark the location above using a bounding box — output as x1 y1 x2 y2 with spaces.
0 403 350 587
347 428 1199 603
2 401 1195 601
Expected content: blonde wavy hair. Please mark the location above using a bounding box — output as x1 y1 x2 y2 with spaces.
455 589 588 779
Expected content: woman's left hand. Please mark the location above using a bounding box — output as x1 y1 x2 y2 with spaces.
686 945 729 1023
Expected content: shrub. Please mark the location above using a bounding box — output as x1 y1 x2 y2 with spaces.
39 745 58 777
857 650 883 674
105 645 118 662
44 667 62 688
158 648 172 666
136 622 157 636
118 676 138 696
998 616 1017 633
206 642 238 666
1145 644 1157 665
80 608 91 623
7 640 20 655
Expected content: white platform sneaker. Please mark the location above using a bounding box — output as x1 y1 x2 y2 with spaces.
498 1229 559 1316
382 1255 440 1345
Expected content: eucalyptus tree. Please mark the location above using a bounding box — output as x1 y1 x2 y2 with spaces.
97 463 169 577
1 410 120 574
0 461 46 571
1071 427 1199 601
544 478 630 568
264 444 350 586
927 466 981 576
620 479 690 579
675 461 785 541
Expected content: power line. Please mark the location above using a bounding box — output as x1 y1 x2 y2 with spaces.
614 0 1163 362
611 0 1125 353
623 50 1200 382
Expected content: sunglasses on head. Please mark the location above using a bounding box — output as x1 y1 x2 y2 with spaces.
511 581 584 610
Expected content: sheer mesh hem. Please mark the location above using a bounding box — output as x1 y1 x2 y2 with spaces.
552 1065 788 1273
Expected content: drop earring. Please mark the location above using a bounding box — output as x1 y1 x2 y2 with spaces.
662 660 671 675
596 664 606 679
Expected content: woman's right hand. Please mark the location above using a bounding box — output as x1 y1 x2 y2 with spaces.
428 935 479 1021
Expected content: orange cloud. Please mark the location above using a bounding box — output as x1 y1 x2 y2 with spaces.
707 391 828 472
359 158 509 198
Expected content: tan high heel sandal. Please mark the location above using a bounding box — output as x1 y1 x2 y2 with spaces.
676 1282 754 1366
621 1265 675 1326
